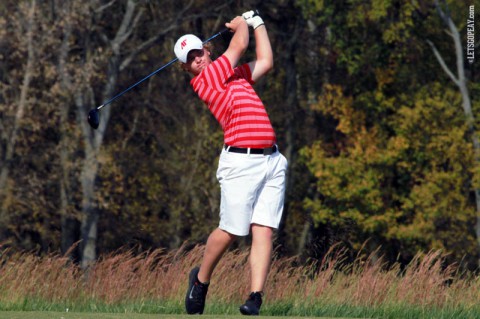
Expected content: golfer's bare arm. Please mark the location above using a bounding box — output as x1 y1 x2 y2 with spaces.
248 25 273 82
224 17 249 68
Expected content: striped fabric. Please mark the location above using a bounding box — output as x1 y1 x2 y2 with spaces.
190 55 276 148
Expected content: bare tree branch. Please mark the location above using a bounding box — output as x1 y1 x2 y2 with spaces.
119 0 235 71
434 0 448 25
94 0 116 14
111 0 137 52
426 40 459 86
121 110 139 150
0 120 6 143
0 0 36 215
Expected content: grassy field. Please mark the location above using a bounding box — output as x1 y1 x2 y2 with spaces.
1 244 480 319
0 313 354 319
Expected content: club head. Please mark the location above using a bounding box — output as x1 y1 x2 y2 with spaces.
88 109 100 129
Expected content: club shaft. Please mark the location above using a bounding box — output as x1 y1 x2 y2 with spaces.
96 28 229 110
97 58 177 110
203 28 229 43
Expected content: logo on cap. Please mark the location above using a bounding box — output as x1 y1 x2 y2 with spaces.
181 40 187 50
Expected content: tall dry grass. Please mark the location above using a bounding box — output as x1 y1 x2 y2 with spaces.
0 243 479 314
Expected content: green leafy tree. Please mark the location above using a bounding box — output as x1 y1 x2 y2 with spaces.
298 0 479 266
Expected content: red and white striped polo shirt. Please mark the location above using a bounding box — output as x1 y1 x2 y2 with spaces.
190 55 276 148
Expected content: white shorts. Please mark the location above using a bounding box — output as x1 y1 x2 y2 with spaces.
216 147 288 236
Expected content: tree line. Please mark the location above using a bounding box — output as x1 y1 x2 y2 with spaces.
0 0 479 269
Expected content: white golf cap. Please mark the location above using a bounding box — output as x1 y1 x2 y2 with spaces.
174 34 203 63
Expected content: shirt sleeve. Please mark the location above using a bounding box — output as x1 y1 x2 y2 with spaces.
234 63 255 85
202 55 235 91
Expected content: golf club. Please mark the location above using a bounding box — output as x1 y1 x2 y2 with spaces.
87 28 230 129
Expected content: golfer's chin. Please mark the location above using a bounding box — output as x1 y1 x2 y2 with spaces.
198 64 207 72
191 61 211 75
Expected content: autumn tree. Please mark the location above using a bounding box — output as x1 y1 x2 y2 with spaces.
299 0 479 267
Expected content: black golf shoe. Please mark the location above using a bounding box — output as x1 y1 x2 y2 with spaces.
239 291 263 315
185 267 209 314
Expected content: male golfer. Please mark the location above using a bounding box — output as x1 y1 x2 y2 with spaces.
174 11 287 316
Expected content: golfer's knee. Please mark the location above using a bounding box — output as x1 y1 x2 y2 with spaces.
211 227 237 243
251 224 274 240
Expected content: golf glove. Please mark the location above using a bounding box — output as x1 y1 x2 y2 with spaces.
242 10 264 29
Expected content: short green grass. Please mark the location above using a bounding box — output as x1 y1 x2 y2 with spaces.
0 313 351 319
1 301 478 319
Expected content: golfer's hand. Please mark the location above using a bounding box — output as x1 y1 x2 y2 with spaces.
242 10 255 20
225 16 248 33
242 10 264 29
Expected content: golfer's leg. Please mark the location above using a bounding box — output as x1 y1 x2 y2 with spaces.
249 224 273 292
198 227 236 283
